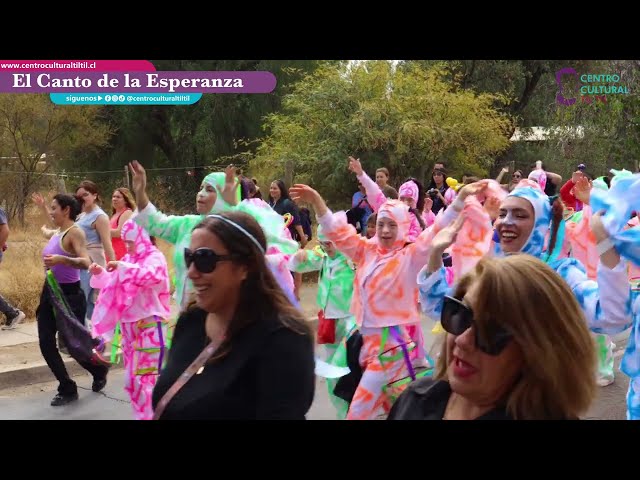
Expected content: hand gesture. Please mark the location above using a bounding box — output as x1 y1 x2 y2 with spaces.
129 161 147 197
483 196 502 221
44 254 64 268
432 215 465 252
424 197 433 212
289 184 321 205
573 176 592 205
457 180 490 201
348 156 364 177
106 261 120 272
32 192 46 207
88 263 104 275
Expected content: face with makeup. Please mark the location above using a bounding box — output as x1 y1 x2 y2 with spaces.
196 181 218 214
494 196 535 253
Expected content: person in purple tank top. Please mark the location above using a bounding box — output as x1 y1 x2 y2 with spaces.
37 194 109 407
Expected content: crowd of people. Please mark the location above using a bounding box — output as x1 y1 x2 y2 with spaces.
1 157 639 421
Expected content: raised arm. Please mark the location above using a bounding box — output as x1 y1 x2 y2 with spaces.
32 192 56 232
290 183 367 264
288 247 325 273
348 156 386 212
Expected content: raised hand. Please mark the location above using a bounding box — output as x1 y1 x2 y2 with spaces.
348 156 364 176
432 214 465 252
32 192 46 207
573 176 592 205
483 196 502 221
457 180 490 201
218 164 240 206
289 184 320 205
128 160 147 196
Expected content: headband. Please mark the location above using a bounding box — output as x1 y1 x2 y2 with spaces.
207 214 265 255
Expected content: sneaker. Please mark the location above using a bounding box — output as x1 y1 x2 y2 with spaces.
92 375 108 393
51 392 79 406
2 310 25 330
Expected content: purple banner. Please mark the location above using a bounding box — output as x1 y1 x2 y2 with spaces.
0 71 276 93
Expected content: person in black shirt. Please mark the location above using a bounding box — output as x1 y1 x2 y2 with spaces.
152 211 315 420
269 179 307 300
389 254 597 420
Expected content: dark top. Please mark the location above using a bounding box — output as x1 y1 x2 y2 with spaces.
430 185 449 214
544 179 557 197
270 197 301 241
152 307 315 420
387 378 512 420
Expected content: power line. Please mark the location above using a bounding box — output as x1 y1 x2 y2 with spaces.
0 165 238 175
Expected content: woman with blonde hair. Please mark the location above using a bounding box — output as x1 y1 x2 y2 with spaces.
389 254 597 420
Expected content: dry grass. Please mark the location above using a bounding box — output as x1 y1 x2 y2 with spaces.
0 227 47 321
0 210 321 321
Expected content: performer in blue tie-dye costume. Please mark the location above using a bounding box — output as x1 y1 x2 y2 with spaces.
418 179 633 389
589 171 640 419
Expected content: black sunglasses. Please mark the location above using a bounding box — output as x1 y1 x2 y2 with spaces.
441 295 513 356
184 248 236 274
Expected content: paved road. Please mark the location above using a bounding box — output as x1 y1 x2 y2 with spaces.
0 328 630 420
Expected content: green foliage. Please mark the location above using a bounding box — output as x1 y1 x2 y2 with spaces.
0 94 113 223
251 61 512 207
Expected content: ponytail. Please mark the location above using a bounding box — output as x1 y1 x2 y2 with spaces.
409 207 427 231
547 196 564 256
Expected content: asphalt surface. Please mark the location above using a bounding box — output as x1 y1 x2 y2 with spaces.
0 327 630 420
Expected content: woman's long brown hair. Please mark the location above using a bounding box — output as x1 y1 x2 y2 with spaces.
190 212 312 361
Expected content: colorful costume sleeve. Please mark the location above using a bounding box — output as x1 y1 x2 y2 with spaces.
553 258 632 335
416 266 452 321
288 247 325 273
90 269 113 289
423 210 435 228
450 198 493 279
135 202 202 246
590 173 640 269
564 206 598 279
444 187 457 205
356 172 386 212
316 210 368 265
560 180 577 210
115 257 168 288
235 199 300 256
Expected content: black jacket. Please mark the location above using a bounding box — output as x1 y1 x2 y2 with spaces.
387 378 513 420
152 307 315 420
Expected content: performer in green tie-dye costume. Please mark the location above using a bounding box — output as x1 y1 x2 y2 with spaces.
128 162 299 350
289 225 356 419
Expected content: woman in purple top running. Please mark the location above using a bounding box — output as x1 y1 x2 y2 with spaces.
37 194 109 407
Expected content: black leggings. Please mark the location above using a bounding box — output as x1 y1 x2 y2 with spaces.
36 281 107 395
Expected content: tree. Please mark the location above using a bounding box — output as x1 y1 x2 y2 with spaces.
0 94 112 225
250 61 512 207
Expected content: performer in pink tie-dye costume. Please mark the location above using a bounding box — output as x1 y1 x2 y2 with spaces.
90 218 171 420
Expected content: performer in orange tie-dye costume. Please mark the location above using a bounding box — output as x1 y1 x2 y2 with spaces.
289 183 460 420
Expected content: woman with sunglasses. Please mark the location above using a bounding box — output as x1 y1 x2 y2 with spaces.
496 166 523 192
418 179 633 350
289 225 356 419
151 212 315 420
389 254 597 420
89 218 171 420
129 162 299 311
289 183 455 420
